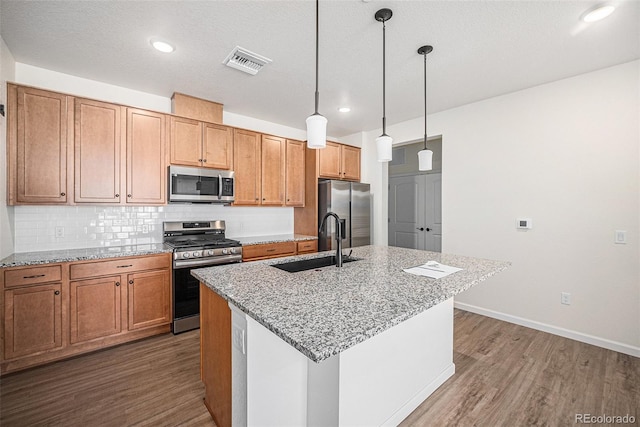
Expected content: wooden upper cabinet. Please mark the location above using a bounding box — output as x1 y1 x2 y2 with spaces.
170 117 233 170
341 144 361 181
318 141 342 179
285 139 305 207
203 123 233 170
233 129 261 205
318 141 361 182
74 98 123 203
170 116 202 167
9 85 72 204
126 108 167 205
261 135 285 206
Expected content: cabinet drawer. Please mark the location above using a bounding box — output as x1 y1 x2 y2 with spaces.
4 265 62 288
296 240 317 254
70 254 170 280
242 242 296 261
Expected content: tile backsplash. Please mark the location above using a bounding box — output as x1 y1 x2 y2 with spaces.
13 205 294 252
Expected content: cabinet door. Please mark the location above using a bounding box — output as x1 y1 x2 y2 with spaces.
233 129 261 205
70 277 122 344
127 269 170 330
15 86 70 204
75 98 123 203
170 116 202 167
4 284 63 359
261 135 285 206
203 123 233 170
126 108 167 205
285 139 305 206
341 145 361 182
318 141 342 179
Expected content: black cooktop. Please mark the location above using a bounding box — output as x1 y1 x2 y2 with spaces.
164 236 241 250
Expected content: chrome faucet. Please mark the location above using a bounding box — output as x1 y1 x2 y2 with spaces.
319 212 343 267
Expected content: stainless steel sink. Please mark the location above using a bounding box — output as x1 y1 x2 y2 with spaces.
271 255 361 273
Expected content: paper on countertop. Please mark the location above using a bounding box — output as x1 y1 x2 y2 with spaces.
403 261 463 279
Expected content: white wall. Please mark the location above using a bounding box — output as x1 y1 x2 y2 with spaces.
357 60 640 354
0 37 16 259
8 63 309 252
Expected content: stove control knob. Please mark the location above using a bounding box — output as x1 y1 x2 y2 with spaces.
207 249 215 256
230 248 236 254
222 249 229 255
182 253 190 259
192 251 201 258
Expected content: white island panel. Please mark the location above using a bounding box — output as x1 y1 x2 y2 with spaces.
237 298 454 426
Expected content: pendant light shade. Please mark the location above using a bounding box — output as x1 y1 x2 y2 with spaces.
375 9 393 162
306 0 326 149
417 45 433 171
306 114 328 148
376 135 393 162
418 149 433 171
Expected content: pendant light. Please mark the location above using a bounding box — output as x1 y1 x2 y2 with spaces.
306 0 327 149
417 45 434 171
375 8 393 162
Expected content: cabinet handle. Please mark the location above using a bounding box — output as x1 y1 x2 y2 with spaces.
202 159 207 162
262 198 266 201
255 198 259 201
23 274 45 279
127 194 132 198
116 264 133 268
115 194 119 198
115 282 120 287
266 249 276 252
129 280 134 285
60 192 66 196
198 159 202 162
54 290 60 295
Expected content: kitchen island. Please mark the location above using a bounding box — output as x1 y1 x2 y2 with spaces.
192 245 509 427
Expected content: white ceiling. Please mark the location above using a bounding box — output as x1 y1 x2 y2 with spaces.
1 0 638 138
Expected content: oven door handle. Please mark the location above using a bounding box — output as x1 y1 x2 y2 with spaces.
174 255 242 269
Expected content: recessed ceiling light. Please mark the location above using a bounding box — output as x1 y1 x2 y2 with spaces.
151 39 175 53
581 4 616 22
338 107 351 113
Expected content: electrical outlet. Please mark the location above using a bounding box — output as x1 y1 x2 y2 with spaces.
142 224 149 234
232 326 246 354
561 292 571 305
55 226 64 238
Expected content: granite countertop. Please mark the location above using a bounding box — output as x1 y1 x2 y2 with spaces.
0 243 173 268
192 245 509 363
232 234 317 246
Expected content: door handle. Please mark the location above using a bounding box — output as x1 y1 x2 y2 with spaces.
416 227 424 231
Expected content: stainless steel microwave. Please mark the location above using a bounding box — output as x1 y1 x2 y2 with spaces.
168 165 235 203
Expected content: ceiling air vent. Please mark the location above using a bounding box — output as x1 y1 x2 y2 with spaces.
223 46 272 75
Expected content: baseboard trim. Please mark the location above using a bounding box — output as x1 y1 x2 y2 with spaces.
383 363 456 427
454 302 640 358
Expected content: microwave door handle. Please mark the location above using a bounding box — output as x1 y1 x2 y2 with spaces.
218 174 222 200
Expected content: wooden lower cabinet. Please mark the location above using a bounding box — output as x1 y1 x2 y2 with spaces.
127 269 170 330
3 283 63 359
1 253 171 375
242 240 318 262
70 276 122 344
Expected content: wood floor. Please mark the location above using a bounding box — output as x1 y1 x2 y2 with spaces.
1 310 638 426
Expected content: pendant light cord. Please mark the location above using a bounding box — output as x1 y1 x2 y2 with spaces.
314 0 320 115
382 18 387 135
423 51 427 150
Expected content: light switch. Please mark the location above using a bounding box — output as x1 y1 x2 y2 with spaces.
615 230 627 244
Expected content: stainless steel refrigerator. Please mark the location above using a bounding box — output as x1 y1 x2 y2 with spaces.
318 180 371 251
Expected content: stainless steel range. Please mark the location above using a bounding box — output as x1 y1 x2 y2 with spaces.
163 220 242 333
